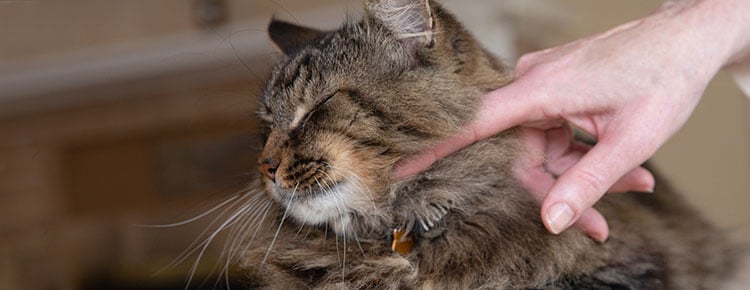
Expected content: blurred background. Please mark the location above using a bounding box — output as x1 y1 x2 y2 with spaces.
1 0 748 289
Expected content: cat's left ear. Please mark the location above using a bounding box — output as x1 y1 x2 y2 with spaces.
366 0 435 50
268 18 324 55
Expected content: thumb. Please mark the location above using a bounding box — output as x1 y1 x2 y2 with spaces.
540 136 651 235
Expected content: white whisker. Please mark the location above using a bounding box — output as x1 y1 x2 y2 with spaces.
350 215 365 255
137 194 242 228
240 201 274 256
295 220 306 237
334 224 341 270
185 196 254 289
146 181 269 290
302 223 314 239
341 212 347 283
219 196 272 287
156 190 254 277
223 194 269 259
263 182 299 264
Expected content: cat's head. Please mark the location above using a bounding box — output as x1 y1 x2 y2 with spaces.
257 0 511 234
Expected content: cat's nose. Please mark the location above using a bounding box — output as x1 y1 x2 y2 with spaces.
259 158 279 182
259 130 285 182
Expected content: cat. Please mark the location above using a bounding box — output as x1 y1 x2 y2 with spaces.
234 0 736 288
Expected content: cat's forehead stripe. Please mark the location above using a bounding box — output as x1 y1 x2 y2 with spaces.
285 52 316 84
289 105 310 130
269 51 315 95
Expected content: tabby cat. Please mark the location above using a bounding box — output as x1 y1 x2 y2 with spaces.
238 0 736 288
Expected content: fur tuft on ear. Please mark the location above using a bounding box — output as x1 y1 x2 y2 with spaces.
268 19 324 55
366 0 434 48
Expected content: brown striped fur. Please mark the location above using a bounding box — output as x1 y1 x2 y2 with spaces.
239 1 736 288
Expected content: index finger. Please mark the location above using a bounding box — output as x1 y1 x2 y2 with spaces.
471 79 548 140
392 82 544 178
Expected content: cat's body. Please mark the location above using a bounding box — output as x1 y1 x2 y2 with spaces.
239 1 735 289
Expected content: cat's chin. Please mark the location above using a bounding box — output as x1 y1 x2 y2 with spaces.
272 181 364 234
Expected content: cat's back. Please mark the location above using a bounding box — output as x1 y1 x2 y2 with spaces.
403 137 737 289
597 170 737 289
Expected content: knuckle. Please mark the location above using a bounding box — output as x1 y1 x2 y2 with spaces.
516 53 536 67
569 168 609 203
515 52 543 75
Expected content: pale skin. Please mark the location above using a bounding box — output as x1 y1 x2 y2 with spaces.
394 0 750 241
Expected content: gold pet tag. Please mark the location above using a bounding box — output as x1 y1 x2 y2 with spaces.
392 228 414 255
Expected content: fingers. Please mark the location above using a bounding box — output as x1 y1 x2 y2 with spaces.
469 78 548 140
511 154 555 203
510 142 609 242
574 208 609 242
542 125 655 193
541 136 652 236
392 129 476 178
514 159 610 242
393 80 547 179
608 167 654 193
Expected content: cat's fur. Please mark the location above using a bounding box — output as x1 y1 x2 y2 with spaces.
239 0 735 288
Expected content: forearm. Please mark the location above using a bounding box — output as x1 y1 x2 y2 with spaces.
658 0 750 67
678 0 750 96
669 0 750 99
717 0 750 66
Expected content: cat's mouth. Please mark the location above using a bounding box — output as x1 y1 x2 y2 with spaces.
258 140 388 236
266 178 364 229
267 177 339 201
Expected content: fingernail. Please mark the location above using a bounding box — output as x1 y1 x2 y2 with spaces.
547 202 574 234
633 187 653 193
587 228 608 243
593 233 608 243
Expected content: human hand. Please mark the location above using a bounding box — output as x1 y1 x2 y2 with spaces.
394 0 750 241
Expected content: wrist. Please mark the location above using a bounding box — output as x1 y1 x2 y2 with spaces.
662 0 750 67
710 0 750 66
636 0 750 86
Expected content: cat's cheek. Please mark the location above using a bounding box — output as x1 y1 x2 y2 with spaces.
315 132 389 192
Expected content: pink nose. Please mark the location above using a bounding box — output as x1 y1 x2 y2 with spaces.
259 130 285 182
259 158 279 181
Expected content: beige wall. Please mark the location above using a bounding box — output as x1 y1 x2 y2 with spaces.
0 0 348 64
0 1 195 61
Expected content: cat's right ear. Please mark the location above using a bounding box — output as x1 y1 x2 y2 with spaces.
268 18 324 55
365 0 434 51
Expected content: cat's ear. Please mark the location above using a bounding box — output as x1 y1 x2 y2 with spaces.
268 18 324 55
366 0 435 49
